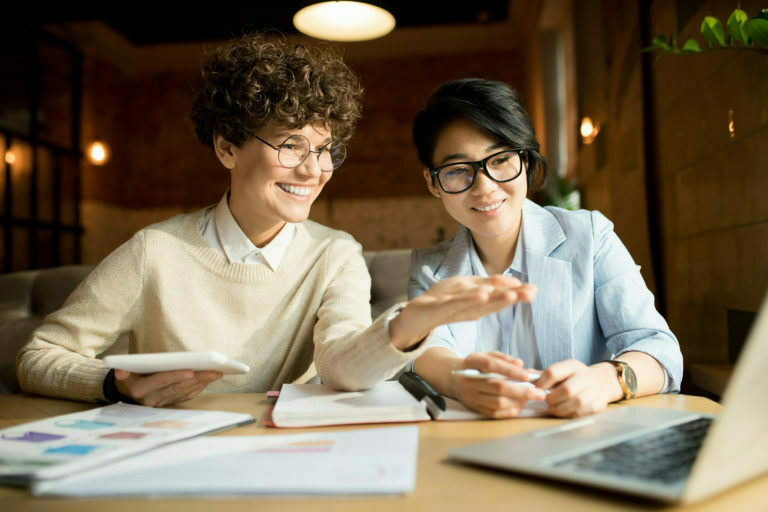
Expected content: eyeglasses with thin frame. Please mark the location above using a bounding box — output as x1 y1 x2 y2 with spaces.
429 149 527 194
247 131 347 172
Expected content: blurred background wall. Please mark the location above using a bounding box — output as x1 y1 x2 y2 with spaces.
2 0 767 394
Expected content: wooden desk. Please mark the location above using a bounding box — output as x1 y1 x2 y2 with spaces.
2 393 767 512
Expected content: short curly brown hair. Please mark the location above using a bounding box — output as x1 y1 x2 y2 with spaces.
190 32 364 148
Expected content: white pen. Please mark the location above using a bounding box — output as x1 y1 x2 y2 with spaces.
451 369 549 395
451 369 542 382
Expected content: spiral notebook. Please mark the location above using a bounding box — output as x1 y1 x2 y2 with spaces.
268 372 547 428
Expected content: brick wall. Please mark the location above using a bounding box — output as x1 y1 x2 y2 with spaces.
75 27 528 262
574 0 657 293
649 0 768 365
574 0 768 370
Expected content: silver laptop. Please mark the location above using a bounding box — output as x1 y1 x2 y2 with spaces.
450 292 768 504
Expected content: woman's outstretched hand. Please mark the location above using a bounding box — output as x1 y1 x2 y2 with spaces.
388 275 537 350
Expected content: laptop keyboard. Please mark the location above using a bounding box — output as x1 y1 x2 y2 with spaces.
553 417 713 483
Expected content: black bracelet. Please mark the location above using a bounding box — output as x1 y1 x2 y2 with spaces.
102 368 137 404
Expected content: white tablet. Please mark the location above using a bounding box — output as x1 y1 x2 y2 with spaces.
103 351 250 375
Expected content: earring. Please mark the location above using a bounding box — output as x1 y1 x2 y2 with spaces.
435 193 441 198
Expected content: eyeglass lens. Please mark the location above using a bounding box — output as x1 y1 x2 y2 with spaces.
277 135 346 171
437 150 522 193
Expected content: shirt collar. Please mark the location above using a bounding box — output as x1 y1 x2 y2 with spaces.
213 191 296 270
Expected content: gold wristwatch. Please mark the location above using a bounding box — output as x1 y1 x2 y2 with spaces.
603 360 637 401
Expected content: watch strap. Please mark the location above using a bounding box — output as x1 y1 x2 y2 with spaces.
602 360 635 401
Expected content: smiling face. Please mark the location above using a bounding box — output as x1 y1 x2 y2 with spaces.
215 122 333 247
424 118 527 250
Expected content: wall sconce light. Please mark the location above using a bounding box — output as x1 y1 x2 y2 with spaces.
4 151 16 165
87 141 110 165
728 108 735 139
580 117 599 145
293 1 396 42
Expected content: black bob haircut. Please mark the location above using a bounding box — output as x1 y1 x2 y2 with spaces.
412 78 547 192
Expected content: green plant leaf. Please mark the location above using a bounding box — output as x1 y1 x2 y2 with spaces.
701 16 725 45
727 9 750 44
747 18 768 48
681 38 701 53
757 9 768 21
653 35 670 49
642 35 673 54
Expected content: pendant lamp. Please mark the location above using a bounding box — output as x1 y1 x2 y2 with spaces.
293 1 396 42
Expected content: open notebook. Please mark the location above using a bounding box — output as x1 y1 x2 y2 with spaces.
268 372 547 428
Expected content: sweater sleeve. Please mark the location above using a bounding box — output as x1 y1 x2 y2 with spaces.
312 239 429 391
16 231 146 402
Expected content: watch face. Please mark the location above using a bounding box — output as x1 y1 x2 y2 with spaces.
622 364 638 394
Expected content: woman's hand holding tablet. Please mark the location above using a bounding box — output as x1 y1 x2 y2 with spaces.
102 351 249 407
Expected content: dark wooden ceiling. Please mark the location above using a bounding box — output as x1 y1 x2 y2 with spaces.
31 1 509 45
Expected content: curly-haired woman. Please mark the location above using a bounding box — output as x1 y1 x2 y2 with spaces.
17 34 535 407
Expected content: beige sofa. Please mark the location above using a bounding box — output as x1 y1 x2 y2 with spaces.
0 249 412 393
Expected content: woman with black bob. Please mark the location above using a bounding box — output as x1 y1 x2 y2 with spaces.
409 78 682 418
17 36 535 407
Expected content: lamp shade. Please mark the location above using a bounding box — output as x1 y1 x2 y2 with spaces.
293 1 396 42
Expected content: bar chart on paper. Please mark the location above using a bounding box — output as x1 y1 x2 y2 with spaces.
33 425 419 496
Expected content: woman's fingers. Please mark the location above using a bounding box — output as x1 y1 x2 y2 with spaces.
547 381 606 417
392 280 536 349
431 284 537 324
114 369 132 380
431 275 522 294
425 275 535 304
459 373 548 418
399 276 537 345
461 352 530 381
116 370 222 407
472 405 522 419
535 359 585 390
116 370 193 401
540 361 610 418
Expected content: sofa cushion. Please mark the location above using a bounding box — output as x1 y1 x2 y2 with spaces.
364 249 412 319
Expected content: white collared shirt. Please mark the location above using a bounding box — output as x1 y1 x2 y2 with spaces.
467 225 541 369
197 191 296 271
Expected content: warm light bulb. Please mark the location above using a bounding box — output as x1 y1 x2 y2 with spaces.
4 151 15 165
294 1 396 42
580 117 599 144
87 141 110 165
728 108 735 139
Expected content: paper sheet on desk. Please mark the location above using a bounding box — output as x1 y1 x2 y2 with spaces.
32 426 418 497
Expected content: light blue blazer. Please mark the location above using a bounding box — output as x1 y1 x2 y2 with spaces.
408 199 683 392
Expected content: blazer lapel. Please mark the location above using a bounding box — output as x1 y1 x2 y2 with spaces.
434 226 474 281
432 227 478 347
522 200 575 368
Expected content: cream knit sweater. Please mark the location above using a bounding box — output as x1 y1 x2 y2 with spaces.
16 210 426 402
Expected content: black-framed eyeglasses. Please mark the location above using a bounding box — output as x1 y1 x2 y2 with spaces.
248 132 347 172
429 149 527 194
